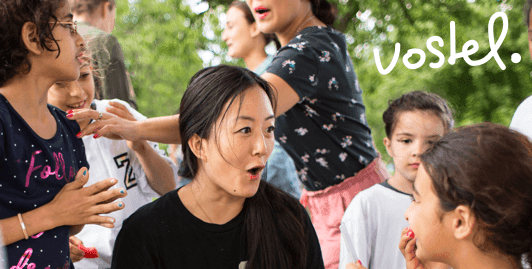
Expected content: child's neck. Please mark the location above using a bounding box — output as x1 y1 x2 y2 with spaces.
387 174 414 195
0 75 57 139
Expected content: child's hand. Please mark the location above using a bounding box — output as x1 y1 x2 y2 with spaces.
67 108 140 141
46 167 127 228
69 236 85 263
106 101 144 150
399 227 426 269
106 101 136 122
399 227 451 269
346 260 368 269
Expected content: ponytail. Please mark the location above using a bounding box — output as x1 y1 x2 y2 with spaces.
311 0 337 27
243 181 309 269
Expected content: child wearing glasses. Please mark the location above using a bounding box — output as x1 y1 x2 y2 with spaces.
0 0 126 268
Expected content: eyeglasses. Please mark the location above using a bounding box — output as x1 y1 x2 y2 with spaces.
49 21 78 35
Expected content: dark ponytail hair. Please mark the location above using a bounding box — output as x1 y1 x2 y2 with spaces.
0 0 64 87
228 1 281 50
420 123 532 266
310 0 337 27
178 65 309 269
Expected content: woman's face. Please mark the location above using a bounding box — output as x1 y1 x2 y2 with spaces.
404 164 454 263
45 1 85 82
197 85 275 198
48 63 95 124
222 7 256 59
384 110 445 184
245 0 305 34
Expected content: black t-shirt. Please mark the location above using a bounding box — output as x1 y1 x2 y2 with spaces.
266 26 378 191
0 94 89 268
111 187 325 269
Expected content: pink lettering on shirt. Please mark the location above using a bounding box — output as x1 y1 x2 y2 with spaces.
25 151 75 188
10 248 35 269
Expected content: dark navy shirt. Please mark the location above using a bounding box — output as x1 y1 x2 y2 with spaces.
0 94 89 269
267 26 377 191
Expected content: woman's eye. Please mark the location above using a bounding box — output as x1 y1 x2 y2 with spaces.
400 139 412 144
266 126 275 133
238 127 251 134
79 73 90 80
427 140 437 145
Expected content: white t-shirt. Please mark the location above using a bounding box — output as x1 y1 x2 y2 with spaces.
339 181 412 269
74 99 179 269
510 95 532 140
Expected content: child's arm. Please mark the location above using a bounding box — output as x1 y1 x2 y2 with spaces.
68 109 181 144
128 140 176 195
0 168 127 246
107 101 177 195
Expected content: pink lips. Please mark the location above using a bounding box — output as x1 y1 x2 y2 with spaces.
410 163 420 169
254 6 269 20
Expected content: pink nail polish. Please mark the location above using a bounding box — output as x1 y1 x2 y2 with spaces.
67 110 73 114
357 260 362 265
66 114 73 118
93 134 99 139
76 132 82 138
407 230 415 238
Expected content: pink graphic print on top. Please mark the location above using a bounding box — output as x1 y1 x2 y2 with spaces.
25 151 75 188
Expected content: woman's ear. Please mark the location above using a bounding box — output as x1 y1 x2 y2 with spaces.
249 22 262 38
451 205 476 240
188 134 207 162
21 22 42 56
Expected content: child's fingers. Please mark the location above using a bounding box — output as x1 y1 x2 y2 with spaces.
93 187 127 205
69 240 85 263
63 168 89 190
87 216 116 227
67 109 102 122
108 101 128 111
404 237 418 262
69 235 83 246
105 106 135 121
85 178 118 196
399 227 413 256
92 202 125 216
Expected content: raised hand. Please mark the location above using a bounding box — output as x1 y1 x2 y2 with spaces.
67 108 140 141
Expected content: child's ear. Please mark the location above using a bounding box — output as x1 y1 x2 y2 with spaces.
450 205 476 241
188 134 207 162
21 22 42 56
383 136 393 158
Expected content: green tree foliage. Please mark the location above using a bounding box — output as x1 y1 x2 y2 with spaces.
114 0 206 117
114 0 532 163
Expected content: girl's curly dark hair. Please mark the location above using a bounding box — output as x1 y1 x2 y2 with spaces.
0 0 64 87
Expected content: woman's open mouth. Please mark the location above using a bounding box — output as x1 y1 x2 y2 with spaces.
248 166 264 180
254 6 270 20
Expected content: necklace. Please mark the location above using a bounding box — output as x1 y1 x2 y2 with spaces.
191 186 214 224
295 10 315 34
